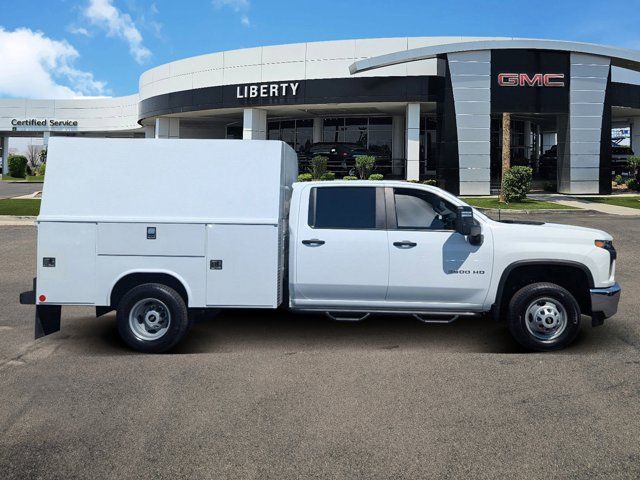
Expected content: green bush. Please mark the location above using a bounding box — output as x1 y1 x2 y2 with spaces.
343 175 358 180
8 155 28 178
309 155 328 180
613 174 623 185
320 172 335 181
297 173 313 182
628 156 640 179
625 178 639 190
406 179 420 183
355 155 375 179
422 179 437 186
368 173 384 180
39 163 46 176
502 166 533 202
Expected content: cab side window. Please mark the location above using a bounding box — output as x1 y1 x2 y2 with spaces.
309 187 378 229
393 188 457 230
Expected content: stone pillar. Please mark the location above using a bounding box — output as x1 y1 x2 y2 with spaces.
144 125 155 138
559 53 611 194
447 50 491 195
243 108 267 140
312 118 323 143
392 115 405 176
1 137 9 176
155 117 180 139
631 118 640 156
406 103 420 180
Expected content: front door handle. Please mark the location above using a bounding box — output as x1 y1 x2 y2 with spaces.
393 241 417 248
302 239 325 246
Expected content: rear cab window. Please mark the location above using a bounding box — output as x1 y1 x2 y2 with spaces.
308 186 384 229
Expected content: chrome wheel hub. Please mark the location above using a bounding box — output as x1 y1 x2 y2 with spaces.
525 297 567 341
129 298 171 341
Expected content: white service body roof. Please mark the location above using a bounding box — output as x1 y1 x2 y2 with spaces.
39 138 298 224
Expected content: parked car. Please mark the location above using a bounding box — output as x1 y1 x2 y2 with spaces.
299 142 389 175
21 138 620 353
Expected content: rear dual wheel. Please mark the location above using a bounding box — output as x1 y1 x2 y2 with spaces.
117 283 191 353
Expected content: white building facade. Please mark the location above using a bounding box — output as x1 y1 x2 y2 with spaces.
3 36 640 195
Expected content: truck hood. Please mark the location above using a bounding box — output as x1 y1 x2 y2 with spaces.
493 220 612 241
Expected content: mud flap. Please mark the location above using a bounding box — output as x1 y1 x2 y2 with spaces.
35 305 61 339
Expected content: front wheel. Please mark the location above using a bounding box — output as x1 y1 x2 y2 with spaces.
507 282 581 351
117 283 191 353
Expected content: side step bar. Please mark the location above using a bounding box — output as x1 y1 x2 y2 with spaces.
325 312 370 322
413 314 460 324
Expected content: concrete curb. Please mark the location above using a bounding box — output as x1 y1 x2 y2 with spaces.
476 208 598 215
0 216 36 226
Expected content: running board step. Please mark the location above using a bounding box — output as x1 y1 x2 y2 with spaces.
325 312 370 322
413 314 459 324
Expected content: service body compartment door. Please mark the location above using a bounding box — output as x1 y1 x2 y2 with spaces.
206 224 280 308
37 221 97 304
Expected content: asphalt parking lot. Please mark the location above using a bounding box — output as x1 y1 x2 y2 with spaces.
0 212 639 480
0 181 42 199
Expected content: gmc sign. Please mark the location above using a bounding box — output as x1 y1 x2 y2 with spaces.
498 73 565 87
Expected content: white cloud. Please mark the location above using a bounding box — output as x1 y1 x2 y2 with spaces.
0 27 108 99
213 0 251 27
67 25 91 36
83 0 151 63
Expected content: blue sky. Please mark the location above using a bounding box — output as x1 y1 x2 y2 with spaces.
1 0 640 98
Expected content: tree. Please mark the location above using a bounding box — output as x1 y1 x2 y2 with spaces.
26 144 42 171
627 156 640 182
39 148 47 164
499 112 511 203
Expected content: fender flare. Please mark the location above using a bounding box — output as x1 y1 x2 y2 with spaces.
492 259 595 321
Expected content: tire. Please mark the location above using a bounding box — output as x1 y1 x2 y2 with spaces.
117 283 191 353
507 282 581 351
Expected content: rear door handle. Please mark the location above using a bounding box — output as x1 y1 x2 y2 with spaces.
393 241 417 248
302 239 325 246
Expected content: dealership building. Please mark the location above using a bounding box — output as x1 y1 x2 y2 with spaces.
2 36 640 195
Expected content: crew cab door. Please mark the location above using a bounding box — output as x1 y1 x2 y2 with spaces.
293 185 389 306
385 187 492 309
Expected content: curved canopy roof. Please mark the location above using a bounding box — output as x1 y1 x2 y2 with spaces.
350 38 640 75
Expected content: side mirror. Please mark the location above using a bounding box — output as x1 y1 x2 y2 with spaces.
456 206 483 245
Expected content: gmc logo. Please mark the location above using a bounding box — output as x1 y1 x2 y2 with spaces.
498 73 565 87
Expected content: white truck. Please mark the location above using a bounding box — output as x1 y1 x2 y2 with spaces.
20 138 620 353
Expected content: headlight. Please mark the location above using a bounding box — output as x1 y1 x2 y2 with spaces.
595 240 616 260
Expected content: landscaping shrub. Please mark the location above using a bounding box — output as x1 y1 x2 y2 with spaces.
625 178 639 191
320 172 335 181
543 181 557 192
628 156 640 181
368 173 384 180
614 174 623 185
355 155 375 179
297 173 313 182
502 166 533 202
309 155 328 180
343 175 358 180
39 163 46 176
8 155 28 178
406 179 420 183
422 179 437 186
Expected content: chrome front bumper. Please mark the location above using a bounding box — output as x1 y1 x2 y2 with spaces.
590 283 621 319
